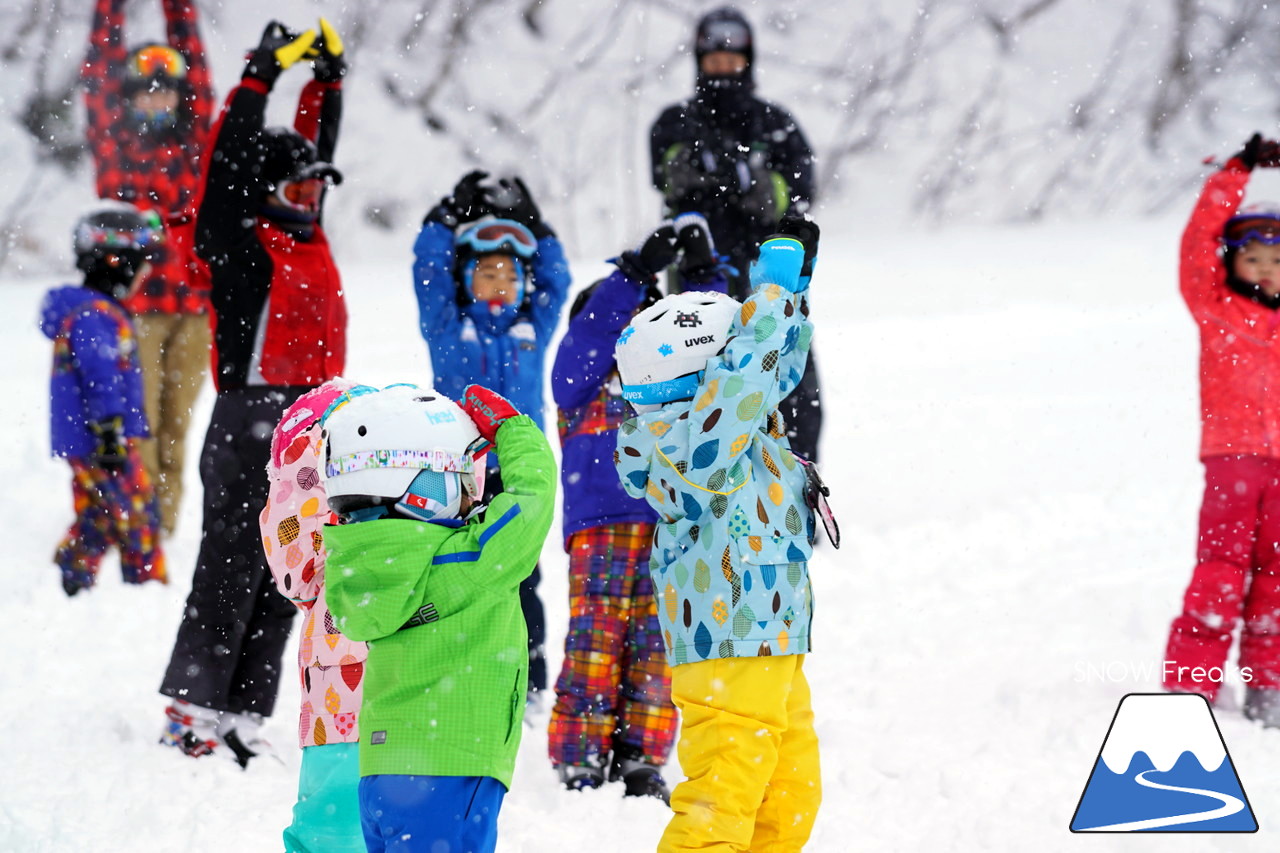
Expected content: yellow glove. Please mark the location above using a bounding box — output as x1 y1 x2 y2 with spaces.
275 28 317 70
313 17 347 82
244 22 317 85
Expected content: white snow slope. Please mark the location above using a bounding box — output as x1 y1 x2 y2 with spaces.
6 209 1280 851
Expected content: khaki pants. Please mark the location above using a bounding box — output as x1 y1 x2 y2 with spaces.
660 655 821 853
133 312 211 535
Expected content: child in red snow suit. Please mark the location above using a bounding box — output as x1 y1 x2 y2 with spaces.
1165 132 1280 726
40 206 167 596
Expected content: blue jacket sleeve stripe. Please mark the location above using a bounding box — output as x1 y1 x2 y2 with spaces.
430 504 523 565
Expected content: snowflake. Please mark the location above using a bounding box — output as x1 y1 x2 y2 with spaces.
658 343 674 357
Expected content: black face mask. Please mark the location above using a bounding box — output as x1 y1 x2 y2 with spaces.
694 70 754 120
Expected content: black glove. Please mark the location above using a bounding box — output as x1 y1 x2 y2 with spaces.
425 170 490 228
674 213 717 280
484 176 551 238
615 223 678 283
243 21 318 88
664 144 716 212
777 212 820 281
88 417 126 472
312 17 347 83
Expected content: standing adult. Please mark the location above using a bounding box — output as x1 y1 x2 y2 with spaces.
649 6 824 462
159 20 349 767
83 0 216 536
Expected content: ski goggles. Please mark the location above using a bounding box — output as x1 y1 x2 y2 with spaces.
276 164 343 212
460 221 538 259
127 45 188 81
1222 214 1280 248
697 19 751 54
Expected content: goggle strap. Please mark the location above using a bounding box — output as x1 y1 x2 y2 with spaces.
326 449 476 479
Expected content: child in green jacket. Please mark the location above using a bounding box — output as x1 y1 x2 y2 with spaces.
322 382 556 853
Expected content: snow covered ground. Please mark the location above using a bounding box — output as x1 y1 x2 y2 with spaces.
7 212 1280 851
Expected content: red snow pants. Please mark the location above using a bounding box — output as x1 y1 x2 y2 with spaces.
1165 455 1280 698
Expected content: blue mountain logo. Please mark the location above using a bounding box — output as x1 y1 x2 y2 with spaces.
1070 693 1257 832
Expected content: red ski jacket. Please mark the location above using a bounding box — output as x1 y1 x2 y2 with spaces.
1181 160 1280 459
83 0 214 316
196 79 346 391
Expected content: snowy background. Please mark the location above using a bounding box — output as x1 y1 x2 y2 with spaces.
6 0 1280 850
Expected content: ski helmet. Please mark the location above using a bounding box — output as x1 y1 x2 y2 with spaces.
321 384 490 522
615 290 742 413
73 203 161 299
695 6 754 67
270 378 360 470
455 219 537 302
1222 204 1280 248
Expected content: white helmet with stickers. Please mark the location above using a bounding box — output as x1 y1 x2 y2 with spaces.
615 290 741 414
321 384 490 522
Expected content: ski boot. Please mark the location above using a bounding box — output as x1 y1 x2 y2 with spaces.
161 700 221 758
611 756 671 804
60 567 95 597
557 758 607 792
218 711 278 769
1244 688 1280 728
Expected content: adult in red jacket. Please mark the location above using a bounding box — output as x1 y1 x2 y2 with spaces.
1165 133 1280 726
158 20 348 765
83 0 216 535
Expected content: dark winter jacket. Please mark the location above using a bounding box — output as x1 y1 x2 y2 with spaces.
650 78 814 298
412 221 571 431
40 285 149 459
196 79 346 391
83 0 215 316
552 268 727 545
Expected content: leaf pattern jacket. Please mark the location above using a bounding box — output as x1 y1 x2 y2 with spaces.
261 422 366 748
615 281 815 666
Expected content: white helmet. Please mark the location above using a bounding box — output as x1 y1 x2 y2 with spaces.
615 290 742 413
321 384 490 522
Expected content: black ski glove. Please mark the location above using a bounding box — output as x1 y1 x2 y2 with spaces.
1235 133 1266 170
424 170 490 228
312 17 347 83
88 417 126 472
777 212 820 282
674 213 718 281
243 21 318 88
615 223 678 284
485 176 552 238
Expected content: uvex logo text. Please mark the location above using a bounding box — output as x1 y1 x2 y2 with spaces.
685 335 715 346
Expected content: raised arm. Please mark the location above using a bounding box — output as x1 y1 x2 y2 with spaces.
162 0 214 136
82 0 129 171
1180 160 1251 315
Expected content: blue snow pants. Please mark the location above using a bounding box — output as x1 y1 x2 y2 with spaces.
359 774 506 853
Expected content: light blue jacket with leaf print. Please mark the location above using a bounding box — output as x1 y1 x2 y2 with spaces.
615 279 815 667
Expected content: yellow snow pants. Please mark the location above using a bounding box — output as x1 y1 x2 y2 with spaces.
659 654 821 853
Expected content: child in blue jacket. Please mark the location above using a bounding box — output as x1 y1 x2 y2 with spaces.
548 214 725 798
614 217 822 852
412 170 571 699
40 205 167 596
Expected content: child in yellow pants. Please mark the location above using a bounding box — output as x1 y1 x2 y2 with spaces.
614 220 825 851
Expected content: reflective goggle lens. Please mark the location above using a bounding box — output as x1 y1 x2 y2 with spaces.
1223 216 1280 248
129 45 187 80
282 178 326 207
697 20 750 53
467 223 538 257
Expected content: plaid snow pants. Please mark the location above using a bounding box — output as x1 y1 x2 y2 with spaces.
54 446 166 590
548 522 678 768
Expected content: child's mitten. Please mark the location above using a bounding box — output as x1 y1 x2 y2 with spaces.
460 385 521 443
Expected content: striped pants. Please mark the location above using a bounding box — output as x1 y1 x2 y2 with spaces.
548 522 678 768
54 446 166 590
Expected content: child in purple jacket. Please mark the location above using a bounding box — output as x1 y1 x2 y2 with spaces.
547 214 725 798
40 205 167 595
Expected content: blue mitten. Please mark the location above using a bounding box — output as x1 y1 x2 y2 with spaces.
749 235 807 293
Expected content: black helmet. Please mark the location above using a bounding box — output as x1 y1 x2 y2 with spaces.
258 126 319 188
695 7 754 68
73 203 161 299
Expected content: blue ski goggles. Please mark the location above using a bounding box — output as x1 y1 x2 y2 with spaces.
458 220 537 260
1222 214 1280 248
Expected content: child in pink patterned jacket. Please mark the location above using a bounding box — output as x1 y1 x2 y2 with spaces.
264 379 368 853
